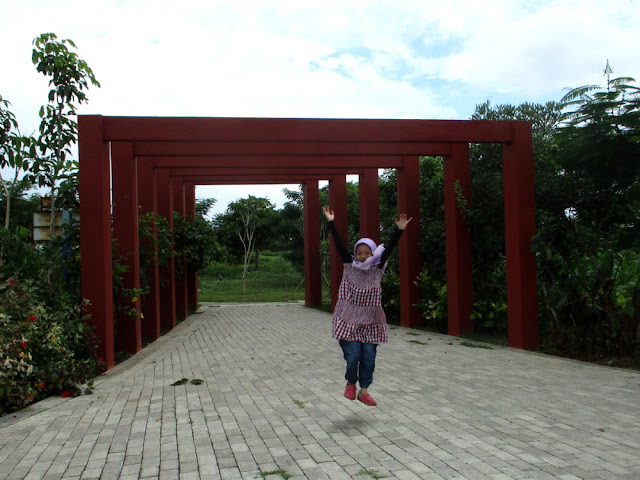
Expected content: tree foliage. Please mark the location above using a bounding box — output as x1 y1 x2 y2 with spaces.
0 96 38 266
213 196 277 294
532 77 640 360
173 199 220 273
31 33 100 232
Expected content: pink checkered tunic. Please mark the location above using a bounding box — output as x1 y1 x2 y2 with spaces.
332 264 388 344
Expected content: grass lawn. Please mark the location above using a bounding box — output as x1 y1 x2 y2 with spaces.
197 252 326 303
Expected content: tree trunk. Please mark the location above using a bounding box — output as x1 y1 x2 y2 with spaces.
49 183 56 238
242 263 248 295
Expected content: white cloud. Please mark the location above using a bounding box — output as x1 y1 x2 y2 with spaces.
423 0 640 95
2 0 639 212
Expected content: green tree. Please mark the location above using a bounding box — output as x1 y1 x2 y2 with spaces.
214 196 277 294
172 198 220 273
0 34 104 415
0 96 37 266
532 76 640 360
556 76 640 238
31 33 100 235
277 187 307 269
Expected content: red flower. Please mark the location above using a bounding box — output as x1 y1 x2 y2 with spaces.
61 391 71 398
39 382 45 389
20 341 27 349
8 278 14 285
29 315 37 322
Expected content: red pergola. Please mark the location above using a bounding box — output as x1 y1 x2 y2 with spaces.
78 116 538 369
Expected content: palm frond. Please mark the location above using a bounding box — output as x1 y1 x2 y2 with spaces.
608 76 636 86
560 85 600 104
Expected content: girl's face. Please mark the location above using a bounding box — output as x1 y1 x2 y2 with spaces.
355 243 373 262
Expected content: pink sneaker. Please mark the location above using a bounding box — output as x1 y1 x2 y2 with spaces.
344 383 356 400
357 392 377 406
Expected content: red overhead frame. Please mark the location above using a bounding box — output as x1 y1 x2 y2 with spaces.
79 116 538 368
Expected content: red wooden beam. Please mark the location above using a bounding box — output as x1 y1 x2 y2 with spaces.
444 144 473 336
397 157 422 328
79 116 114 368
169 167 358 177
358 170 381 243
329 176 348 311
184 178 327 185
303 181 322 307
185 182 198 314
137 156 161 341
152 156 405 169
111 142 142 354
134 141 454 157
103 116 518 143
156 168 176 331
172 177 188 321
503 123 538 349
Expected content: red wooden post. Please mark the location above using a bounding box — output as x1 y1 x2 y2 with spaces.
503 123 538 349
78 115 114 368
185 182 198 314
172 176 188 321
303 181 322 306
358 169 380 243
111 142 142 353
137 156 161 341
397 157 422 328
444 143 473 336
329 175 348 311
155 168 176 331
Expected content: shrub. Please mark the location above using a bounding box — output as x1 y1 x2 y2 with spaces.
413 269 448 332
538 246 640 362
0 278 103 415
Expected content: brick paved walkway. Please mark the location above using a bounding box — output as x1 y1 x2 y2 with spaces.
1 303 639 479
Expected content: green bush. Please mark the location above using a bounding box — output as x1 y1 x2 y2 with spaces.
381 271 401 325
413 269 448 332
538 245 640 362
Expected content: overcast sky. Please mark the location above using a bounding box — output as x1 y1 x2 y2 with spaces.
2 0 639 214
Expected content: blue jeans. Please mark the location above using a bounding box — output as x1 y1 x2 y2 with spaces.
339 340 378 389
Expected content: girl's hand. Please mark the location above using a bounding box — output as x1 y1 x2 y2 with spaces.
395 213 413 230
322 206 335 222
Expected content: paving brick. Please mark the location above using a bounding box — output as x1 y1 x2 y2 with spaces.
1 304 639 479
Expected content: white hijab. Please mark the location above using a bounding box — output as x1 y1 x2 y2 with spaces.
352 238 386 272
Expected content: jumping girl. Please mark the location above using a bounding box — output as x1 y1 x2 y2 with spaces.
322 205 412 406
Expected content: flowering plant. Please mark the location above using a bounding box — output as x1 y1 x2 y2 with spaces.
0 278 104 415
